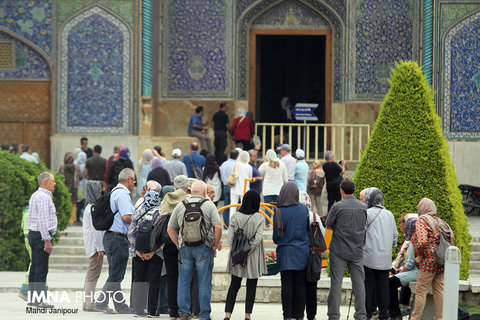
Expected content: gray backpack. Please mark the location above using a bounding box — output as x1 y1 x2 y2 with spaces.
421 215 455 266
181 199 208 246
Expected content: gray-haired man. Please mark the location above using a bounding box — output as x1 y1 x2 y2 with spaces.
95 168 134 314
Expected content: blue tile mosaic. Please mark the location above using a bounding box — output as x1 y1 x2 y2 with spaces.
0 0 53 59
236 0 346 21
354 0 414 96
59 6 131 134
443 12 480 139
162 0 232 98
0 32 50 79
252 0 330 28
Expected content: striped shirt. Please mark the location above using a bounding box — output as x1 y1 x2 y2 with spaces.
27 187 57 240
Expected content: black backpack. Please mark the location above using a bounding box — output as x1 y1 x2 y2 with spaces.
230 214 256 267
181 199 208 246
150 214 173 251
135 208 158 253
91 187 120 231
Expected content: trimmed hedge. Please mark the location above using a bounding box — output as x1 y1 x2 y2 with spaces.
0 151 72 271
353 61 471 279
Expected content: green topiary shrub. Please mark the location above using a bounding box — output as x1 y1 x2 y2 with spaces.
353 61 471 279
0 151 72 271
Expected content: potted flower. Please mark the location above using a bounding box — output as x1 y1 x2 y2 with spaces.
264 251 279 275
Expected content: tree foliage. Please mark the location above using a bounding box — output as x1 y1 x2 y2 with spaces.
353 61 471 279
0 151 72 271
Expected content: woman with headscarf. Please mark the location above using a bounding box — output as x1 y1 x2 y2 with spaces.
59 152 81 224
203 154 222 205
259 149 288 226
74 151 87 225
224 190 266 320
273 182 310 320
82 180 106 311
147 157 172 187
108 147 134 189
229 151 253 218
410 198 454 320
298 191 325 320
388 216 419 320
137 149 155 197
160 185 186 320
134 180 162 212
362 187 398 320
128 190 163 317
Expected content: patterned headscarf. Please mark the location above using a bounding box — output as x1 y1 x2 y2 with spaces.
404 217 418 241
365 187 385 209
85 180 103 205
142 190 160 212
417 198 437 216
299 191 312 210
141 180 162 197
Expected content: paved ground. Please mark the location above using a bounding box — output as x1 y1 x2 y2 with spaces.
0 292 356 320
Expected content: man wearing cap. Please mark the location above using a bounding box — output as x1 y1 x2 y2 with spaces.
277 144 296 181
165 148 188 180
294 149 309 192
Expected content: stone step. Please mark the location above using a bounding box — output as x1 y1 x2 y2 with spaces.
469 260 480 270
52 245 85 255
472 236 480 243
471 252 480 261
471 242 480 252
55 237 85 246
49 263 133 272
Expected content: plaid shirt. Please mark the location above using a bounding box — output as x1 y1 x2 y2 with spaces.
411 216 444 274
27 188 57 240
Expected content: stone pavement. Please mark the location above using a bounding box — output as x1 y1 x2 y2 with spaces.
0 292 355 320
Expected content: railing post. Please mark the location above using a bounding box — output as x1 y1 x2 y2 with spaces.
315 126 319 161
270 125 274 150
358 126 362 161
262 125 266 155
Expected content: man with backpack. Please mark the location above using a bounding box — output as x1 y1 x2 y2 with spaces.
182 142 206 179
94 168 135 314
410 198 455 320
167 180 222 320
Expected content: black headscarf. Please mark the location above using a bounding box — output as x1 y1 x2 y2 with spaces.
238 190 260 215
277 182 299 207
203 154 220 181
366 187 385 209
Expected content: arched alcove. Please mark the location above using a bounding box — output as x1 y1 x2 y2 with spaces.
58 5 132 134
442 9 480 140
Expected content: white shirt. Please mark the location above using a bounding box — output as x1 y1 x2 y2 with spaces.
258 161 288 196
280 154 296 181
206 172 222 202
83 203 105 258
231 162 253 195
363 206 398 270
20 152 38 163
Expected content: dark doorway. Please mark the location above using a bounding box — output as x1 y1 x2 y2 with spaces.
256 35 326 124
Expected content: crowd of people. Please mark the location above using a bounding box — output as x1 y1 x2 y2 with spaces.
19 110 455 320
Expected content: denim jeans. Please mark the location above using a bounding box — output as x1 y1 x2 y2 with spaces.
223 185 231 228
177 244 214 320
263 195 278 226
95 232 129 312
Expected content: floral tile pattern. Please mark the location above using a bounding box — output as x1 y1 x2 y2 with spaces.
252 0 331 29
0 0 53 59
353 0 415 97
0 32 50 79
443 12 480 139
59 6 131 134
161 0 232 98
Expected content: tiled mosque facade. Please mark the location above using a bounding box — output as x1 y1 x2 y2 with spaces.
0 0 478 183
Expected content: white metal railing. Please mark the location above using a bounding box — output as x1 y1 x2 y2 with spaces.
255 122 371 162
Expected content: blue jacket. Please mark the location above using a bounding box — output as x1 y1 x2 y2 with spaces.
182 152 205 178
273 203 310 271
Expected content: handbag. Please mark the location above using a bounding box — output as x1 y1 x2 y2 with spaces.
306 208 327 282
227 164 239 187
